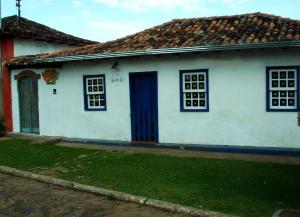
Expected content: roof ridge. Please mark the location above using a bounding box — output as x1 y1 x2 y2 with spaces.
171 12 261 22
18 16 95 42
171 12 300 23
2 15 18 19
23 17 89 41
99 12 300 45
1 15 97 45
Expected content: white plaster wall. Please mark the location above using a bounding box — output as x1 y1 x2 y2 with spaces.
14 38 72 57
11 48 300 148
11 73 21 133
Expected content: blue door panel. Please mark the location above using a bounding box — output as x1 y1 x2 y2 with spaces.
129 72 158 143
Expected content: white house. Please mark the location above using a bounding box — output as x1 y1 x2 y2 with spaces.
0 15 95 131
6 13 300 150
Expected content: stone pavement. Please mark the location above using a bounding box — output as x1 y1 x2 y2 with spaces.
0 173 188 217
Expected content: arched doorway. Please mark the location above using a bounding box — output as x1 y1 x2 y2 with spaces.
15 70 40 133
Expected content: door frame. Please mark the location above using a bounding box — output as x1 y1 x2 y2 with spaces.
15 70 40 134
129 71 159 143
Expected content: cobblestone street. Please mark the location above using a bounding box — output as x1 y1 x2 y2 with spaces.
0 173 187 217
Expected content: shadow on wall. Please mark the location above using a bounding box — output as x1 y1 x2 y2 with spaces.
0 116 6 136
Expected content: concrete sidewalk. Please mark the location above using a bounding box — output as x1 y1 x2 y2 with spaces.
6 133 300 165
56 142 300 165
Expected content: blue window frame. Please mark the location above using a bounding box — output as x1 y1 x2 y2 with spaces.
266 66 299 112
83 74 107 111
180 69 209 112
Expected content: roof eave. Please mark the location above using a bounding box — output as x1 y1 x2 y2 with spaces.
28 40 300 64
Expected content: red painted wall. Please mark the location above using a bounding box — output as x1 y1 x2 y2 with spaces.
1 38 14 132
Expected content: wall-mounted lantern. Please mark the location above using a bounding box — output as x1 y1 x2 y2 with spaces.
111 61 119 69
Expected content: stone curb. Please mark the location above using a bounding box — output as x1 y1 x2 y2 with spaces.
0 165 237 217
272 209 283 217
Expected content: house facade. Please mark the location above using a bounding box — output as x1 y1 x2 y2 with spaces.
6 13 300 149
0 16 95 131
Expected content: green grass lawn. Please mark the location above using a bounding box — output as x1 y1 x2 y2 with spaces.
0 139 300 217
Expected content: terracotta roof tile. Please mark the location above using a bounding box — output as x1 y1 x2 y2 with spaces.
7 12 300 66
1 15 96 46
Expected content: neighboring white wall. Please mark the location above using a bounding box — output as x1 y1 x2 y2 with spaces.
11 48 300 148
14 38 73 57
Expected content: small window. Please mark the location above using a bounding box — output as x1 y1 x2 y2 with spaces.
83 75 106 111
267 66 299 111
180 69 209 112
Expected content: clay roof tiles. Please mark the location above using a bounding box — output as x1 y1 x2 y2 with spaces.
7 12 300 66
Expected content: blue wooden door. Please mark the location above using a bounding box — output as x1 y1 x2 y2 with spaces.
129 72 158 143
18 77 40 133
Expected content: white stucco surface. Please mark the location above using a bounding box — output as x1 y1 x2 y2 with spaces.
11 48 300 148
14 38 72 57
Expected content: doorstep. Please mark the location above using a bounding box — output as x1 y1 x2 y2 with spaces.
7 132 63 144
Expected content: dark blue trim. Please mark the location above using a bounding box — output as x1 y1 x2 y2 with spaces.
153 72 159 143
129 73 133 141
64 138 300 157
129 71 159 143
266 66 300 112
83 74 107 111
179 69 209 112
